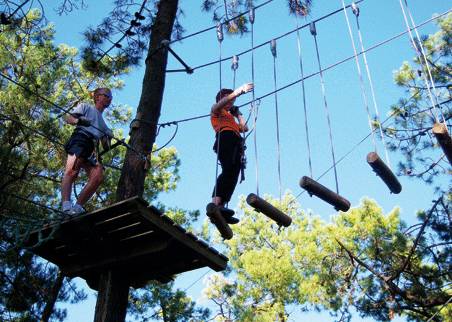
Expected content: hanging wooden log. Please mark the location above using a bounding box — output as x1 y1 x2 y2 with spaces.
206 203 233 240
367 152 402 194
299 176 350 212
246 193 292 227
432 122 452 165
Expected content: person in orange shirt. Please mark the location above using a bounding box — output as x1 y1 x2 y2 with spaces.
211 83 254 224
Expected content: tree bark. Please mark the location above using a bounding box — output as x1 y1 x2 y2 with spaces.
40 271 64 322
116 0 179 201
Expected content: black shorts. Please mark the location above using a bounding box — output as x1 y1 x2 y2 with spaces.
64 130 95 159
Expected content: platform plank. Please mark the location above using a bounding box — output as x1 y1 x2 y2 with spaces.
24 196 228 290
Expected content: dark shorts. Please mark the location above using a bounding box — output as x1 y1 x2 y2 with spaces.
64 130 95 159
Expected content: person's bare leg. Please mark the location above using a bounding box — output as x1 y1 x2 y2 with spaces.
61 154 80 202
76 163 104 206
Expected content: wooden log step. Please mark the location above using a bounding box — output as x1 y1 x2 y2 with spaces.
432 122 452 165
246 193 292 227
299 176 350 212
367 152 402 194
206 203 233 240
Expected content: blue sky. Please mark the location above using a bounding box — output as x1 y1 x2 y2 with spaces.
40 0 451 321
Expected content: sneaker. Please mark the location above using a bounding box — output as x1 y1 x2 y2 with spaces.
70 204 86 215
62 201 72 214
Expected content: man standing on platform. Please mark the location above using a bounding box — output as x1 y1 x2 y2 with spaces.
61 88 113 214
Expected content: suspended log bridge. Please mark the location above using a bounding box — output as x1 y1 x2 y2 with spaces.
246 193 292 227
299 176 351 212
24 196 228 291
432 122 452 166
367 152 402 194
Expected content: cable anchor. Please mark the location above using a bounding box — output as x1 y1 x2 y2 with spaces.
309 22 317 36
216 23 224 42
249 7 255 24
351 2 360 17
270 39 277 58
231 55 239 71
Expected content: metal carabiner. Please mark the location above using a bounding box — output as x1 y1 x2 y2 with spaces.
351 2 360 17
216 23 224 42
231 55 239 70
270 39 277 58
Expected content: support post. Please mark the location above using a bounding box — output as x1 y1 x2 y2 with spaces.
432 122 452 165
94 270 130 322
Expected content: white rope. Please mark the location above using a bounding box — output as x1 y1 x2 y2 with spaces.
250 7 259 197
350 2 392 168
398 0 443 123
270 39 282 202
311 22 340 194
296 16 313 179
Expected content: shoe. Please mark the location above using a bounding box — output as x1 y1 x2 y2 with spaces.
70 204 86 215
62 201 72 214
218 206 235 217
223 215 240 225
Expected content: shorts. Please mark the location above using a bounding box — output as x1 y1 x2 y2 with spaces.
64 130 96 160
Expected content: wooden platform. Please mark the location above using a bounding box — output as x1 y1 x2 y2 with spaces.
24 197 228 290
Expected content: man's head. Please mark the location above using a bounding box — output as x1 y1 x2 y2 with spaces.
93 88 112 109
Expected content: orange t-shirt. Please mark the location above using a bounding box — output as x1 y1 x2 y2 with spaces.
211 109 240 136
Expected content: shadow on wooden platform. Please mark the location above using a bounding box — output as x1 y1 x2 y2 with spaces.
24 197 228 290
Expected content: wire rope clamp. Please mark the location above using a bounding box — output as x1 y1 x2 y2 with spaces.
249 7 255 24
366 152 402 194
246 193 292 227
309 22 317 36
299 176 351 212
351 2 360 17
270 39 277 58
216 23 224 43
432 122 452 165
231 55 239 71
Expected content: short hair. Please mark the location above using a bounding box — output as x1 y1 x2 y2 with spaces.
216 88 234 103
93 87 111 103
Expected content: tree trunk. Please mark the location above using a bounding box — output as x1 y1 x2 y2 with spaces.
116 0 179 201
93 270 130 322
40 270 64 322
96 1 179 321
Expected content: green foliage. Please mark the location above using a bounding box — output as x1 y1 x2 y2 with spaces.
204 194 451 322
129 281 210 322
0 6 200 321
385 13 451 184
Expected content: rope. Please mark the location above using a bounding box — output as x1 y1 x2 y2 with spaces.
213 23 224 202
398 0 443 124
157 10 450 129
270 39 282 202
350 1 392 168
184 0 366 73
0 71 146 161
249 7 259 197
290 98 451 206
310 22 340 194
296 16 313 179
341 0 376 151
167 0 276 45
